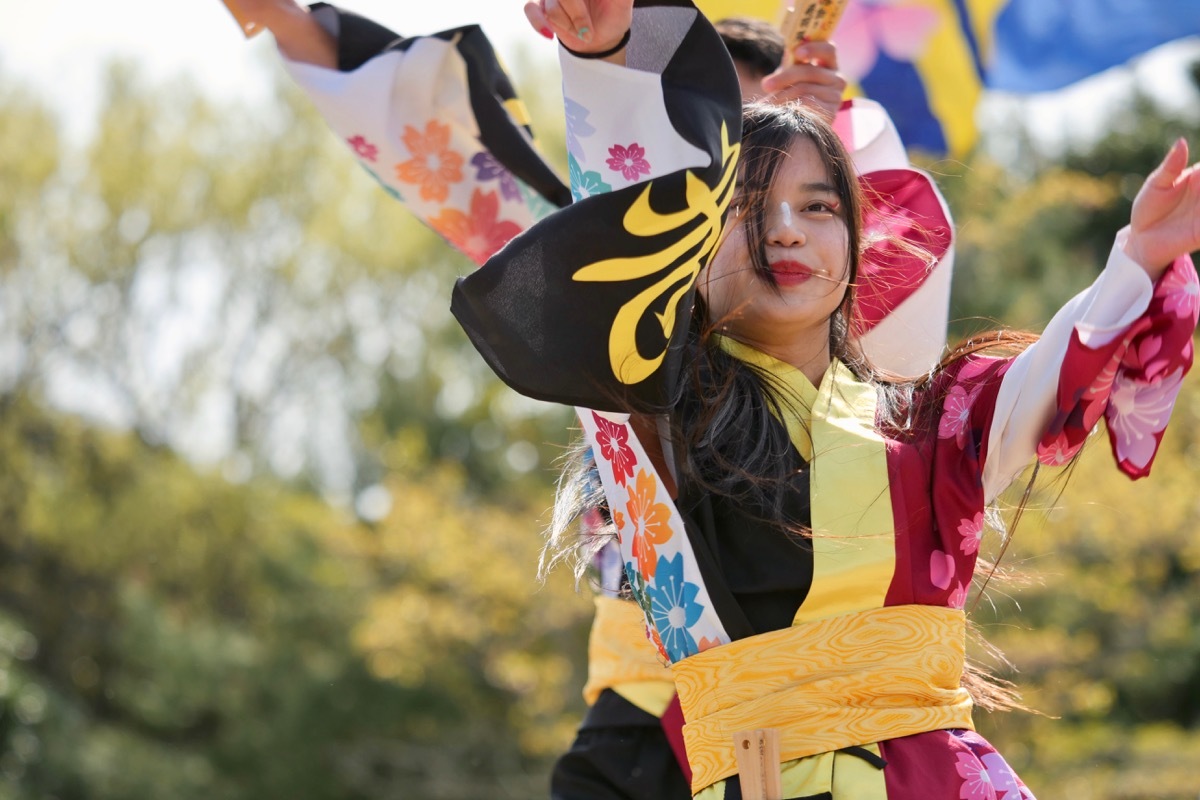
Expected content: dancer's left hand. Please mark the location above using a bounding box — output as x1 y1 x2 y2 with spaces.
1127 138 1200 279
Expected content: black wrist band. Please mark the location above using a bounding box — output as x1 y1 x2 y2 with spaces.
560 28 631 60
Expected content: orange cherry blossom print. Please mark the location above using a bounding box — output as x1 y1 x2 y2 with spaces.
428 189 523 266
395 120 463 203
611 510 626 543
625 469 673 580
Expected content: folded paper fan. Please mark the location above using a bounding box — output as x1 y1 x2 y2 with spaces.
780 0 849 45
694 0 849 66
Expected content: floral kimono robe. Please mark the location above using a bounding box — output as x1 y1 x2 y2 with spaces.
450 1 1200 798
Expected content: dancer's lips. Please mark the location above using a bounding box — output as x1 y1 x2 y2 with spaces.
768 259 817 286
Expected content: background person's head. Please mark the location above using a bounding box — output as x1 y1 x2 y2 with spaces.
715 16 785 101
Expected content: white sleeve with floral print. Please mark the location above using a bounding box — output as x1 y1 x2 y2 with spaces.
281 42 556 266
981 232 1166 501
559 28 710 201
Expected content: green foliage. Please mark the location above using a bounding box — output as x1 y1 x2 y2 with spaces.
938 157 1120 333
938 68 1200 337
0 395 590 798
939 68 1200 798
971 377 1200 797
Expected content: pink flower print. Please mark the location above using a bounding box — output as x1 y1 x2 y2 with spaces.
1159 261 1200 319
1082 354 1120 402
347 134 379 162
956 356 999 383
428 189 523 265
958 512 984 556
955 751 998 800
938 383 981 447
1106 367 1185 470
697 636 723 653
930 549 955 591
952 729 990 749
1036 431 1079 467
834 0 941 83
1079 354 1121 430
1125 330 1169 379
592 412 638 486
606 143 651 182
980 753 1024 798
948 582 968 610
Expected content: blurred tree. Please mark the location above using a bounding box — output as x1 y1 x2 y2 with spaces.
936 59 1200 337
0 394 590 799
0 58 570 505
970 372 1200 799
940 59 1200 799
0 60 590 799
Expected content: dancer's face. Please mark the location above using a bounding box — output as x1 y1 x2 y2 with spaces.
701 135 852 352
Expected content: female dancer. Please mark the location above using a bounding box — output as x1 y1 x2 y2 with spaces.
229 2 963 796
450 0 1200 797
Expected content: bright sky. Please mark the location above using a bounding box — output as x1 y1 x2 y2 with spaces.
1 0 1197 151
0 0 548 141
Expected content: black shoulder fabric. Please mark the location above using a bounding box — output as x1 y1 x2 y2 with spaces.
451 0 741 413
451 26 574 209
309 2 403 70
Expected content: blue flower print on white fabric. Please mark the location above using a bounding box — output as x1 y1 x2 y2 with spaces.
564 95 597 158
646 553 704 662
569 153 614 202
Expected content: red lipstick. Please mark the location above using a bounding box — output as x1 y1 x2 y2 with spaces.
767 259 816 286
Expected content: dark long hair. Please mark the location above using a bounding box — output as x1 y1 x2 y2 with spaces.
677 102 871 524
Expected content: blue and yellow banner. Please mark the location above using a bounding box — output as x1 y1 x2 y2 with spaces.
695 0 1200 156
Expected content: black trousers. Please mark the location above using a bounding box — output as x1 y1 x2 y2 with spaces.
550 690 691 800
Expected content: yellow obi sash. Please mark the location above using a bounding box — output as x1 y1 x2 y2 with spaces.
583 595 675 716
671 605 975 794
